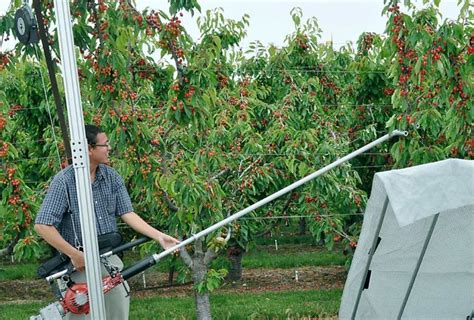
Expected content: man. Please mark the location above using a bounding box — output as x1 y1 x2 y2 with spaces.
35 124 179 319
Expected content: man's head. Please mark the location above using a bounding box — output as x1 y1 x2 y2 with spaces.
85 124 110 165
85 124 103 146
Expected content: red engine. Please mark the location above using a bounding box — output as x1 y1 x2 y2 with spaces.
61 274 124 315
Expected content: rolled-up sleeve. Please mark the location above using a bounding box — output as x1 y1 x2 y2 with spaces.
35 176 68 227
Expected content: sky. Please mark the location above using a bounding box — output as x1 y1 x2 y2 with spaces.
0 0 461 51
139 0 461 49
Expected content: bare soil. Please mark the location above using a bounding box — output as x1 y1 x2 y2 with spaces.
0 266 347 304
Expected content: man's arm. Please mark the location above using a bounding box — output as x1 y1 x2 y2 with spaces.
120 212 179 250
34 224 85 271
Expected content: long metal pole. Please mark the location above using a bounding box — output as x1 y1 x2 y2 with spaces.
47 130 407 282
53 1 106 319
120 130 407 279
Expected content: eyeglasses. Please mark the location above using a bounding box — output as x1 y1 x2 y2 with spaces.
93 142 111 148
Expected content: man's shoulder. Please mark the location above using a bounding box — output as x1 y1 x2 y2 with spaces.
52 165 75 183
98 164 123 180
43 165 75 193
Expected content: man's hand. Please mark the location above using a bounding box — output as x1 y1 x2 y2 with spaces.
121 212 181 251
69 250 85 272
34 224 87 272
157 234 180 251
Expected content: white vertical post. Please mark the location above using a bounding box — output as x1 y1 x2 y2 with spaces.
53 1 106 318
142 271 147 289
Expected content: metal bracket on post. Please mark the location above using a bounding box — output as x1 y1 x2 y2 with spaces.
70 140 86 168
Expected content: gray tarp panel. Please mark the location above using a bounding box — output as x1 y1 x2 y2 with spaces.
339 159 474 320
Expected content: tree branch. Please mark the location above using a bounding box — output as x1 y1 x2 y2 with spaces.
110 100 122 118
159 151 179 212
238 157 261 179
210 167 229 181
157 122 180 212
0 235 19 258
204 248 219 265
195 238 203 255
163 123 177 140
179 247 193 268
281 191 294 216
89 0 104 53
162 191 179 212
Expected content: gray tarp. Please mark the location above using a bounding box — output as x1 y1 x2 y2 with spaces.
339 159 474 320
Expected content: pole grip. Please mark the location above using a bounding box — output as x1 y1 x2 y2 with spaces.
121 255 157 280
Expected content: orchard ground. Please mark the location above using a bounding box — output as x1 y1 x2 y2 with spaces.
0 242 347 318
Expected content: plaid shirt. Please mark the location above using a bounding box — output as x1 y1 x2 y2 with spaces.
35 164 133 247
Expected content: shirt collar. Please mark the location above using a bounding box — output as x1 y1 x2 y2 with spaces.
95 164 105 182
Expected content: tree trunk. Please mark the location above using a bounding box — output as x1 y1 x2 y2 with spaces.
192 254 212 320
299 217 307 235
226 245 244 282
195 291 211 320
168 265 175 286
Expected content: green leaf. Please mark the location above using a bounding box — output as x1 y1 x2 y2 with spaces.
436 60 445 77
414 57 422 75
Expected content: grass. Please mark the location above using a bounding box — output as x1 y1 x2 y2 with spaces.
242 247 345 269
0 289 342 320
0 262 38 280
0 301 44 320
